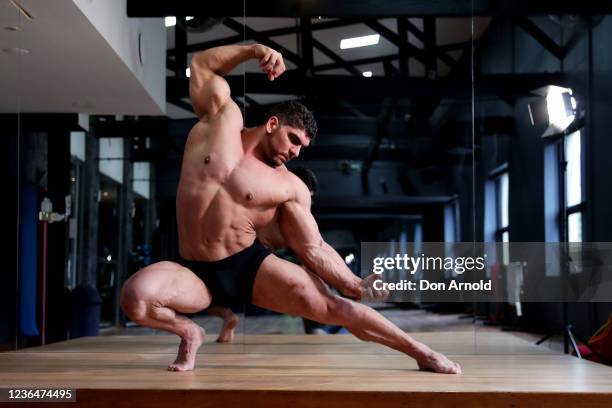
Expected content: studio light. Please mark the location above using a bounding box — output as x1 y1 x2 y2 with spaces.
528 85 576 137
546 86 574 130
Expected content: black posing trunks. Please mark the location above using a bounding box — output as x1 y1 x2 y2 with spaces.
179 239 272 306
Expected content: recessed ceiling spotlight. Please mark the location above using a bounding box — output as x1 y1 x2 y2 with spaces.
362 71 373 77
165 16 176 27
340 34 380 49
2 47 29 55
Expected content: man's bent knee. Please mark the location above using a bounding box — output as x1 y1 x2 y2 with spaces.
120 284 148 323
323 296 356 326
287 283 328 320
120 267 158 323
292 286 351 326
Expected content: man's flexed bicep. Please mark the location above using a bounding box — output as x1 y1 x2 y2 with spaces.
189 44 286 120
189 47 241 119
278 189 361 299
189 66 230 119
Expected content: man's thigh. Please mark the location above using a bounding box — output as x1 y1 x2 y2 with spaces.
123 261 212 314
251 255 332 317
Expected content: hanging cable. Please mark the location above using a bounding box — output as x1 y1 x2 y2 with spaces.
15 4 22 350
242 0 247 125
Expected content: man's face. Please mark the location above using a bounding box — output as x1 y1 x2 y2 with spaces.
264 117 310 167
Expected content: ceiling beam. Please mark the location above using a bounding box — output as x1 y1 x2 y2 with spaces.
223 18 303 65
361 97 397 194
313 54 399 73
311 38 361 76
174 23 188 79
168 98 194 113
167 72 568 99
515 17 565 60
423 17 437 76
365 20 426 65
300 146 477 165
129 0 612 18
167 19 362 56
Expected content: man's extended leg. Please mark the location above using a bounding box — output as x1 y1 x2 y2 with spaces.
120 261 212 371
207 305 239 343
252 256 461 374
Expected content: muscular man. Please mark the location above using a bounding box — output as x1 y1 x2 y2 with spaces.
120 44 461 374
207 166 318 343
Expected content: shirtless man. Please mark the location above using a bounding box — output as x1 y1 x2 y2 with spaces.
207 166 318 343
120 44 461 374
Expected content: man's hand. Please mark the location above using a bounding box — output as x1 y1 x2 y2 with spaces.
254 44 286 81
359 273 390 302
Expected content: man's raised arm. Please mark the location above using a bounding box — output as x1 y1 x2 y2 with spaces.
189 44 286 119
278 183 387 301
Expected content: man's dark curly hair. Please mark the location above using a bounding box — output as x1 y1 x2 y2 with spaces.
265 100 318 141
289 166 318 194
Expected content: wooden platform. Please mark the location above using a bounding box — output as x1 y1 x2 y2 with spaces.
1 332 611 407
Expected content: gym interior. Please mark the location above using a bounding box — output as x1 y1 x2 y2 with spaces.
2 1 612 406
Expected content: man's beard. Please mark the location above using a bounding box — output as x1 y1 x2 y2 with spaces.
265 155 282 167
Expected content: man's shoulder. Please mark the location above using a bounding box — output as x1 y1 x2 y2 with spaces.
185 102 244 146
282 169 311 206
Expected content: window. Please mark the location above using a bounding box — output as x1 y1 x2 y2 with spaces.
564 130 584 242
484 165 510 264
495 171 510 264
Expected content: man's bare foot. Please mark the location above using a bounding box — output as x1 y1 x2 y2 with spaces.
417 350 462 374
168 326 205 372
216 315 238 343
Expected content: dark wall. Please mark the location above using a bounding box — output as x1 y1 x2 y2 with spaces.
589 17 612 243
0 116 19 349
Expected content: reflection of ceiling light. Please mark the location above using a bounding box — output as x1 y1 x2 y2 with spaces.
165 16 176 27
2 47 29 55
344 253 355 265
362 71 373 77
186 67 191 78
107 255 112 262
186 16 194 21
340 34 380 49
71 177 76 182
103 191 109 197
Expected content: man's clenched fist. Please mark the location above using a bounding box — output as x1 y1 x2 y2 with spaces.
254 44 286 81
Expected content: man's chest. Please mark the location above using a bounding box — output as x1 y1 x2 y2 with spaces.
222 156 293 209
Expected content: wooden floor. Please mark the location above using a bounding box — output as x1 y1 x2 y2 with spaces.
1 332 611 407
